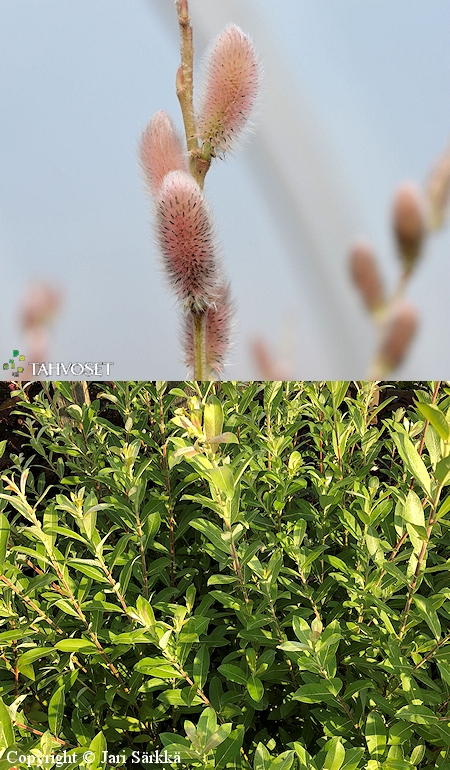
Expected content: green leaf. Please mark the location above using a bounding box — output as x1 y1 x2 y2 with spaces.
328 381 350 409
0 696 14 750
395 704 438 724
206 432 239 446
134 657 180 679
413 594 441 639
48 685 65 736
247 674 264 702
436 494 450 521
254 742 272 770
292 743 315 769
435 455 450 485
323 737 345 770
436 659 450 686
340 749 365 770
392 428 431 496
292 519 307 549
278 640 310 652
204 396 223 447
292 680 342 703
17 647 58 681
189 518 230 554
54 599 84 618
54 639 99 653
402 491 425 528
67 559 110 583
193 645 210 690
217 664 247 686
88 731 107 770
269 753 295 770
208 466 235 500
292 615 311 644
157 689 203 707
215 725 244 769
409 744 425 765
365 711 386 758
135 595 156 628
0 513 10 568
264 382 283 414
204 724 233 753
416 402 450 440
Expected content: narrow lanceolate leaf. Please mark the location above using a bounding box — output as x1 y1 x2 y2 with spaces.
48 685 65 736
416 402 450 440
0 696 14 750
395 704 438 724
391 428 431 496
140 110 187 196
365 711 386 759
155 171 221 311
197 24 260 155
203 395 224 444
217 664 247 686
402 490 425 529
214 725 244 769
89 731 107 770
413 594 441 640
247 674 264 702
193 645 210 689
323 737 345 770
0 512 10 568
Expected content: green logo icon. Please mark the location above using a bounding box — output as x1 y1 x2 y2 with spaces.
2 350 25 377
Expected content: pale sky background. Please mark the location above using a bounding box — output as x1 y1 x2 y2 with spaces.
0 0 449 380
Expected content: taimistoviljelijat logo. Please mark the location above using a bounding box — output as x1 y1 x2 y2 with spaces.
2 350 25 378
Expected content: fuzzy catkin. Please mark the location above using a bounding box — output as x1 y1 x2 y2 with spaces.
140 111 187 196
183 283 233 376
196 24 260 155
155 171 221 310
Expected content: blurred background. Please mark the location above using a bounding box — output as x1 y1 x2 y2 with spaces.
0 0 449 380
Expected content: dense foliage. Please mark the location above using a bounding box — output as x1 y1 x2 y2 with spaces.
1 381 450 769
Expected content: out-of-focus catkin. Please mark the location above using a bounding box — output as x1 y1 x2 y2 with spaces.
426 145 450 231
196 24 260 155
377 300 418 373
183 283 233 376
349 241 384 314
139 110 187 196
155 170 221 310
20 283 61 331
393 183 425 273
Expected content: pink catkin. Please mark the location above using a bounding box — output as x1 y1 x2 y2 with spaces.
378 300 418 372
392 182 425 269
139 111 187 196
20 283 61 331
349 240 384 313
155 171 221 310
183 284 233 376
196 24 260 155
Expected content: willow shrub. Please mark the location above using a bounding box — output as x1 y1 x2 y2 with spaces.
1 381 450 770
